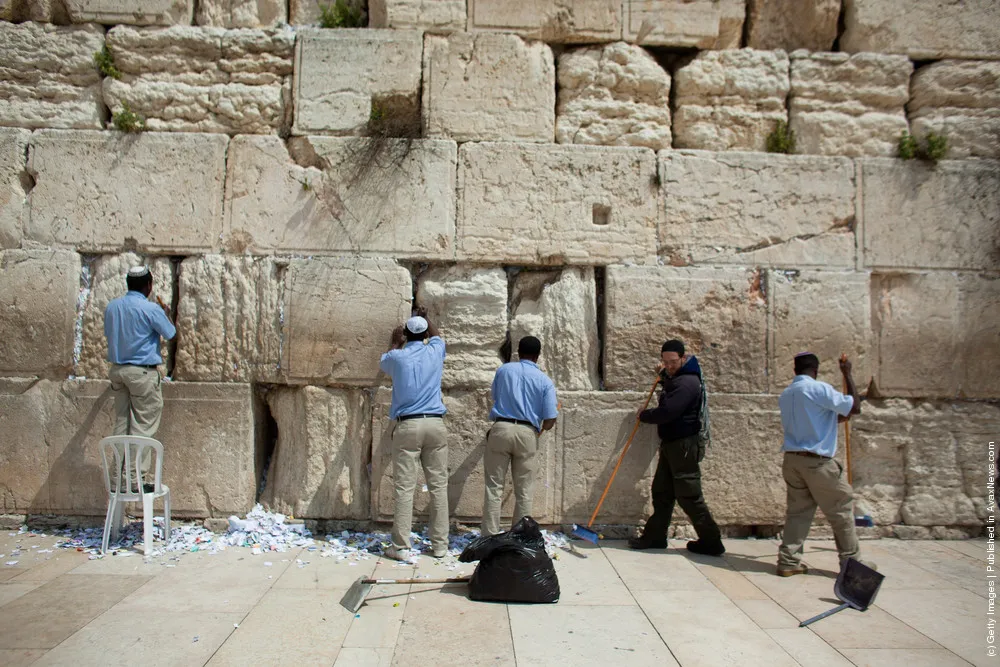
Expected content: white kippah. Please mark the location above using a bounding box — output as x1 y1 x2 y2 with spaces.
405 316 428 334
127 265 150 278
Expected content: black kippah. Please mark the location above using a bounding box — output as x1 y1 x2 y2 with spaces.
661 339 685 356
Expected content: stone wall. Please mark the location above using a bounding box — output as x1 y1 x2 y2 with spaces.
0 1 998 539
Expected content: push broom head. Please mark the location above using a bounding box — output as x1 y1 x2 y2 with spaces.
571 524 600 544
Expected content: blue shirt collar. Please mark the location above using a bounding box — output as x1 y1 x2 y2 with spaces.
520 360 539 369
125 290 147 299
403 340 424 349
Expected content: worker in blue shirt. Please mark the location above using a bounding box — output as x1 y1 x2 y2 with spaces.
379 309 448 561
481 336 558 536
777 352 874 576
104 266 176 487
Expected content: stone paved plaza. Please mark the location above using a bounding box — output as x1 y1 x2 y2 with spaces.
0 531 989 666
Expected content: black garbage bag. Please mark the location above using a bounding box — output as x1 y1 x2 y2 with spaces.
458 516 559 604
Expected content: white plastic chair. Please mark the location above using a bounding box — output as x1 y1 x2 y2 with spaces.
99 435 171 556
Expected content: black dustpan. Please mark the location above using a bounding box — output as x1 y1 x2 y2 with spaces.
799 558 884 627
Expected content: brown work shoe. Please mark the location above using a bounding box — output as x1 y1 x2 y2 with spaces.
776 564 809 577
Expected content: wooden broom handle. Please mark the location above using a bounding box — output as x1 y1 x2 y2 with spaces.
841 353 853 485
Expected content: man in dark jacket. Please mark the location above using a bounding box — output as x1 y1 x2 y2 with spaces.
628 339 725 556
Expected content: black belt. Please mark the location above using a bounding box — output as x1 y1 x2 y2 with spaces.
495 417 538 432
787 450 831 460
398 413 444 421
138 364 159 370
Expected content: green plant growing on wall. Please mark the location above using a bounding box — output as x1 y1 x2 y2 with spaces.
766 120 796 154
922 132 948 162
897 131 918 160
94 45 121 80
301 177 312 191
112 103 145 133
319 0 365 28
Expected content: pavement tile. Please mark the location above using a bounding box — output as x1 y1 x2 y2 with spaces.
839 648 974 666
876 587 989 666
874 540 984 597
765 629 854 667
937 539 986 561
509 604 678 667
0 648 48 667
335 647 395 666
602 542 716 591
689 559 770 600
9 550 90 582
0 569 29 582
273 554 379 590
551 547 637 605
0 582 44 608
735 599 801 629
395 588 513 666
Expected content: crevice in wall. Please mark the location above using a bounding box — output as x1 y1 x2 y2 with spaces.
252 384 279 503
832 0 847 52
20 143 35 197
500 266 520 363
741 0 755 49
595 265 607 390
165 256 183 379
71 255 96 377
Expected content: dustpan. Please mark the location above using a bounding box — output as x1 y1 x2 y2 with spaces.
799 558 884 627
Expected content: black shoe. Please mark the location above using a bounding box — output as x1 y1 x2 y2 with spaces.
142 483 155 493
686 539 725 556
628 536 667 550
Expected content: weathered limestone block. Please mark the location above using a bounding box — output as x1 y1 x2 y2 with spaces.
0 379 61 513
556 42 672 150
289 0 367 25
872 272 1000 399
0 22 104 130
457 143 658 265
768 270 871 392
224 135 456 259
673 49 790 151
372 388 558 523
0 249 79 378
293 29 422 135
415 266 507 389
852 400 999 526
423 33 555 142
103 26 294 135
746 0 840 51
262 385 371 520
76 253 175 380
861 159 1000 271
510 268 600 391
282 257 411 385
196 0 286 27
604 266 768 393
65 0 193 25
841 0 1000 60
28 130 228 253
467 0 620 43
0 0 70 22
173 255 281 383
0 129 29 249
909 60 1000 160
659 151 856 267
370 0 465 33
623 0 745 49
789 52 912 157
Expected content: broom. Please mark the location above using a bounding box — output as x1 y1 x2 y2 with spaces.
841 353 874 528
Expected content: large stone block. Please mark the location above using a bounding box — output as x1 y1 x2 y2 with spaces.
467 0 620 43
872 272 1000 399
768 270 871 392
0 22 104 131
0 249 79 378
224 135 456 259
556 42 672 150
370 0 465 32
623 0 745 49
604 266 768 393
909 60 1000 160
0 129 29 249
28 130 228 253
0 0 71 22
658 151 856 267
423 33 555 143
261 385 371 520
282 257 411 386
852 399 999 526
673 49 790 151
841 0 1000 60
746 0 840 51
510 268 600 391
789 52 911 157
293 29 422 136
172 255 281 383
0 379 64 513
415 266 507 389
196 0 287 27
457 143 658 265
371 389 559 523
861 159 1000 271
76 254 176 380
65 0 194 24
103 26 294 135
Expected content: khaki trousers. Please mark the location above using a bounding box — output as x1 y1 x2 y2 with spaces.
481 421 538 536
391 417 449 554
778 452 860 568
108 363 164 477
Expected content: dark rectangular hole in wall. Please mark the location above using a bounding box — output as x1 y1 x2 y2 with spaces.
252 384 279 503
592 203 611 226
165 256 183 378
595 266 607 390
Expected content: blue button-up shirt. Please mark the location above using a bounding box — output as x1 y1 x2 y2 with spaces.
104 291 176 366
379 337 447 420
489 360 558 432
779 374 854 458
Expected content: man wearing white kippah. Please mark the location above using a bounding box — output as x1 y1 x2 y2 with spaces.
378 307 449 561
104 266 176 491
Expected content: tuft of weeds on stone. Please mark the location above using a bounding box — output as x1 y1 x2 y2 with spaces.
897 131 918 160
319 0 365 28
94 45 121 80
301 177 312 191
922 132 948 162
766 120 796 154
112 102 145 133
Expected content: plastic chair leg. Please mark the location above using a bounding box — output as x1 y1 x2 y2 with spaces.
142 492 154 556
110 500 124 544
102 497 116 554
163 492 171 542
